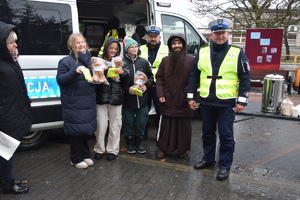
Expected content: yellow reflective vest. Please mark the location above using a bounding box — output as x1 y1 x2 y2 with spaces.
198 46 240 99
98 29 118 57
139 44 168 78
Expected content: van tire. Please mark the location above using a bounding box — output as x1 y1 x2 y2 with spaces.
18 130 50 151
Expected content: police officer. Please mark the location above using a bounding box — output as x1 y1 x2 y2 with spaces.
139 25 168 140
187 18 250 181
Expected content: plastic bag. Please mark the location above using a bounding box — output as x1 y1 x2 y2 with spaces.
281 98 293 116
91 57 109 85
107 57 123 82
130 70 147 96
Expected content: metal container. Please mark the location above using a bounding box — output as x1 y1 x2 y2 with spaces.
261 74 285 113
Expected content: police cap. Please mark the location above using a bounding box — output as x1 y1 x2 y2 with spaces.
146 25 161 35
208 18 231 32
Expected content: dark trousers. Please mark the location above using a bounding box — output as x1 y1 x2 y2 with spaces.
122 106 148 137
0 156 14 181
69 135 91 164
145 86 160 136
200 105 235 170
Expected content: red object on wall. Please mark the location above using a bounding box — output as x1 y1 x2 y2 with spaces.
245 29 283 70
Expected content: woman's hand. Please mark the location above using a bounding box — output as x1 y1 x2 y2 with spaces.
76 66 85 74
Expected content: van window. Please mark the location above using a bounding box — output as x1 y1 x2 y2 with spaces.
0 0 72 55
161 14 203 55
30 9 62 45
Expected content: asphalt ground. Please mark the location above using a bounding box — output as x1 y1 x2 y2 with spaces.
1 89 300 200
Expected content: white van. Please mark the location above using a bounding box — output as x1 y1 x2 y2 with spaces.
0 0 207 149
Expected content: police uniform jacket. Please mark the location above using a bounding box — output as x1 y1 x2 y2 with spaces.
188 40 250 107
0 22 32 140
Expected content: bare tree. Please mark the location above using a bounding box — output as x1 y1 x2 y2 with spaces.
192 0 300 57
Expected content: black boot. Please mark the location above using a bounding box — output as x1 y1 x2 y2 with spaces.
0 179 21 187
134 135 146 154
2 180 29 194
125 135 136 154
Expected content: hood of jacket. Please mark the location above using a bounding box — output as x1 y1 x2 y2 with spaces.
102 36 121 60
167 33 187 54
0 21 20 63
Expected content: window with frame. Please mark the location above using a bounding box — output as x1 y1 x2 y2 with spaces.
161 14 206 56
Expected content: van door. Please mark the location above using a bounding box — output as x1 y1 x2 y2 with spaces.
0 0 76 150
151 0 207 55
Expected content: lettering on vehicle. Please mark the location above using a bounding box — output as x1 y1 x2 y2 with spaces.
24 76 60 99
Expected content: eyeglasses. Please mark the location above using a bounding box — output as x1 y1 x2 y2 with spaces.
129 46 139 49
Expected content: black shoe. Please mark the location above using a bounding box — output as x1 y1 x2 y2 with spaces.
141 136 147 141
216 169 230 181
125 136 136 154
107 153 116 161
127 145 136 154
94 153 103 160
2 180 29 194
134 135 146 154
194 160 215 170
0 179 21 188
134 145 146 154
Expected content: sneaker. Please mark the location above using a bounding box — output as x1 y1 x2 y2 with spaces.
134 145 146 154
84 158 94 166
127 145 136 154
70 161 88 169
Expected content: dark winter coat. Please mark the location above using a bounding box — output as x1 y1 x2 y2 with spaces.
122 54 154 108
57 51 97 136
156 33 194 117
0 21 32 140
96 37 129 105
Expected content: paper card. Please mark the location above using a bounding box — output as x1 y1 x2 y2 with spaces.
131 87 143 96
0 131 20 160
107 68 120 78
260 39 270 46
83 68 93 82
251 32 261 39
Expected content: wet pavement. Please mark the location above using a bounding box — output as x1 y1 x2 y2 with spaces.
1 90 300 200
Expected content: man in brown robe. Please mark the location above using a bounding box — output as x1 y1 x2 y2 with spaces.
155 33 195 159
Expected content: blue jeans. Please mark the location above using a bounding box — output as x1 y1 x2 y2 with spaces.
0 156 14 181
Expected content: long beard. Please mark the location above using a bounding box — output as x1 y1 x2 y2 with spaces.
166 51 184 77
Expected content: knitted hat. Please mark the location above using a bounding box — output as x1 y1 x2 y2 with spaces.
6 31 18 44
123 36 138 52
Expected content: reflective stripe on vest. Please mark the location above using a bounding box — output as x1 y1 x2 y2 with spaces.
98 29 118 57
198 46 240 99
140 45 168 79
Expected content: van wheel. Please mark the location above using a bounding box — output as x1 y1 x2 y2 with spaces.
18 130 50 151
